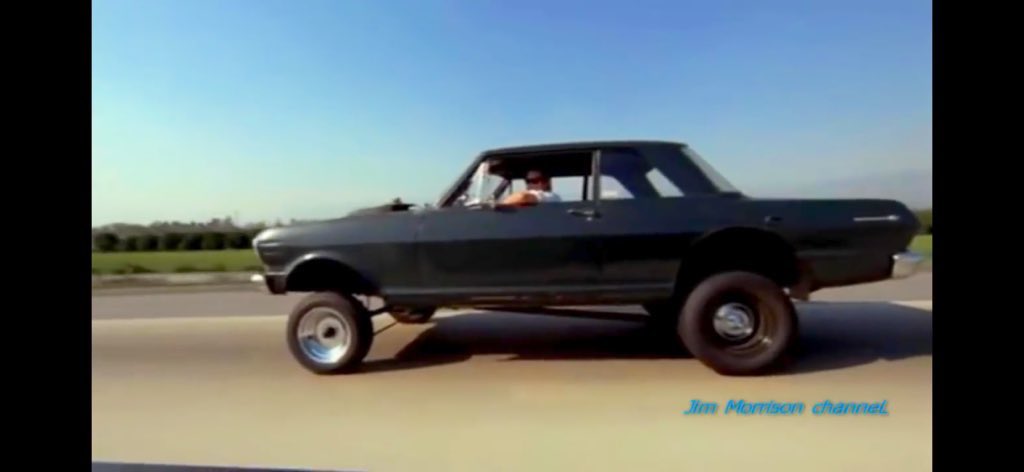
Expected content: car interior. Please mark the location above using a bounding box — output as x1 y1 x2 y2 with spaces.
477 150 684 204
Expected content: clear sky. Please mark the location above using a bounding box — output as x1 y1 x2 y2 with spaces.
92 0 932 226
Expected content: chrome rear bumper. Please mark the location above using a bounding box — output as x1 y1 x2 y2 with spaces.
891 252 925 279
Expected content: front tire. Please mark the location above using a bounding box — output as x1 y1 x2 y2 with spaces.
287 292 374 374
677 271 798 375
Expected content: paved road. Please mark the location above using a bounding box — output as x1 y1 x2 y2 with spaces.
92 274 932 471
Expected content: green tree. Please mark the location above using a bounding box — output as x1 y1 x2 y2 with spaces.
179 233 203 251
247 228 266 241
201 232 226 250
138 234 159 251
914 209 932 235
94 233 120 252
120 235 141 252
225 232 252 249
159 233 184 251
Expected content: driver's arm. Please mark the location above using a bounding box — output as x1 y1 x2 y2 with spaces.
500 190 539 207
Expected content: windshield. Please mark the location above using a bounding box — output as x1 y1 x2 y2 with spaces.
682 145 740 193
454 159 505 206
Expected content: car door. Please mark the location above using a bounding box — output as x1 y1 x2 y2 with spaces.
413 196 603 303
589 149 709 293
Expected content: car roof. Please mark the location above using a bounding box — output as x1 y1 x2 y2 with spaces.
480 140 686 157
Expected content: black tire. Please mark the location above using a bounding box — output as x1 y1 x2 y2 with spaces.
389 307 437 324
286 292 374 375
677 271 798 375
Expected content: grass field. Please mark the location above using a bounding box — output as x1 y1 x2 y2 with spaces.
909 234 932 257
92 249 260 274
93 235 934 275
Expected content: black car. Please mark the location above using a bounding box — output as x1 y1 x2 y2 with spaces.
252 140 923 376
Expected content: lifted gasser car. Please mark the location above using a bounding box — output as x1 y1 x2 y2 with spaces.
252 140 923 376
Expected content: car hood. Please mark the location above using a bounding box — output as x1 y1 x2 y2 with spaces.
254 199 425 250
346 199 417 217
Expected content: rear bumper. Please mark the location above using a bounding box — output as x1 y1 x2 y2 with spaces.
891 251 925 279
799 249 926 292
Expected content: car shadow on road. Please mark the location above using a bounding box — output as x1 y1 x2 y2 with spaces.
359 302 932 376
359 308 679 374
787 302 932 375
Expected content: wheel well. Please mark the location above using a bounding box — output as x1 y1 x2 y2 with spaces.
676 228 801 293
285 258 378 295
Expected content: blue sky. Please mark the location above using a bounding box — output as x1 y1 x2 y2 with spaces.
92 0 931 225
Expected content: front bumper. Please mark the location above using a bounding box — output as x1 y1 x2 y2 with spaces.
251 273 287 294
251 274 268 292
891 252 925 279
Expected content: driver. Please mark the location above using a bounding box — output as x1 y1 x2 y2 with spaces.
501 170 562 206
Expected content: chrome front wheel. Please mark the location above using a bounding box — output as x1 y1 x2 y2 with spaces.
296 307 354 365
287 292 373 374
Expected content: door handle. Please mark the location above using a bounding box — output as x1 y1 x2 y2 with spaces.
568 208 599 219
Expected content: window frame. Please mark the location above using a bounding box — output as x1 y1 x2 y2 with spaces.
440 146 692 208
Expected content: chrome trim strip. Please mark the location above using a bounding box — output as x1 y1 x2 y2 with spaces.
854 215 900 222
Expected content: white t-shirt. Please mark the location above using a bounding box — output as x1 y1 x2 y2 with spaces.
528 189 562 202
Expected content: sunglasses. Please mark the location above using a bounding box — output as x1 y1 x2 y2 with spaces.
526 177 547 184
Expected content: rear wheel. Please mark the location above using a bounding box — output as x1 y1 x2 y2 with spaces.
287 292 374 374
677 271 798 375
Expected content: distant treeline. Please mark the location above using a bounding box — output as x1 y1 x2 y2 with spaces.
93 229 265 252
914 209 932 234
91 216 324 252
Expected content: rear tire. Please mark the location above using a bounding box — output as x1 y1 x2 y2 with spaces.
287 292 374 374
677 271 798 375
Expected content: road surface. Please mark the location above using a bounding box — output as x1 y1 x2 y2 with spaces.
92 274 931 471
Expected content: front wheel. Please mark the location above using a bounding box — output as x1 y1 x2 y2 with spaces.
287 292 374 374
677 271 798 375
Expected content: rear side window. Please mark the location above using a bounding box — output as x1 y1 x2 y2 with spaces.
598 176 635 200
645 167 683 197
599 150 684 199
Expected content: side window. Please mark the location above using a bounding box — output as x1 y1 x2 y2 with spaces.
551 176 587 202
599 149 684 199
598 175 635 200
486 151 595 204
